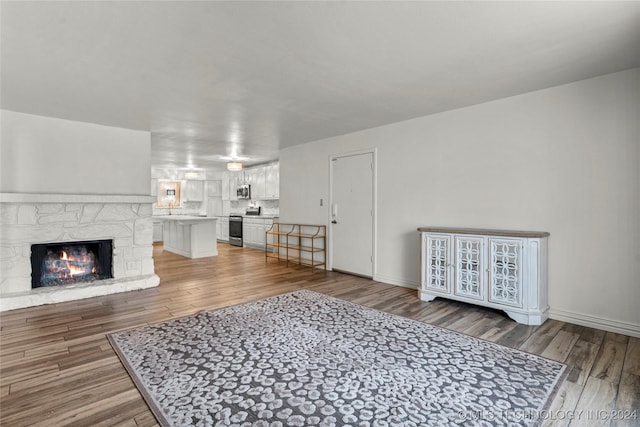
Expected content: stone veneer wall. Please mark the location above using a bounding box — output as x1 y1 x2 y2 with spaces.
0 194 160 311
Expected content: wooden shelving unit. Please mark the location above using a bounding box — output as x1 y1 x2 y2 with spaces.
266 223 326 270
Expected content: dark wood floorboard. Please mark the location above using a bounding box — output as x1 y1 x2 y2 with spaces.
1 243 638 426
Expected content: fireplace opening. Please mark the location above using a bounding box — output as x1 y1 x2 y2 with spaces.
31 240 113 288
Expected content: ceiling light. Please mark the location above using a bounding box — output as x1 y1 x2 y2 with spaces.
184 171 199 179
227 162 243 171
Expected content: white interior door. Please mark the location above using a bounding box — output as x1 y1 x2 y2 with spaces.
330 151 374 277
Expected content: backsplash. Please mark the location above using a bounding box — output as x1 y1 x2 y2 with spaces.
153 201 204 216
231 199 279 216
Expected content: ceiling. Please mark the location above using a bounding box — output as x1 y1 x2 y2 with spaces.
2 1 640 171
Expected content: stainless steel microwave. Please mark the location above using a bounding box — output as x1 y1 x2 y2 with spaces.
237 184 251 199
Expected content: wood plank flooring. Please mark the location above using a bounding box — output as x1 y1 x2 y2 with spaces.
1 243 638 426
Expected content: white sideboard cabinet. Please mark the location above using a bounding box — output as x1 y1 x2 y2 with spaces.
418 227 549 325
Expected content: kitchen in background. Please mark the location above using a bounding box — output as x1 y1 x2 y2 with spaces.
230 199 279 217
151 162 279 246
151 168 208 217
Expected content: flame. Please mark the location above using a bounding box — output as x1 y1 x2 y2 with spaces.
44 247 97 280
67 263 85 276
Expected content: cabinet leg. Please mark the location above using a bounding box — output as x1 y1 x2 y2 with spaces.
418 290 438 302
503 309 548 326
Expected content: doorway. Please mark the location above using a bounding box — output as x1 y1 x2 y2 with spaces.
329 149 376 278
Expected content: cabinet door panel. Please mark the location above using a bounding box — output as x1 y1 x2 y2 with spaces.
488 238 523 307
256 223 266 246
220 219 229 241
253 167 266 199
222 175 230 201
424 234 451 294
184 181 204 201
243 223 251 245
251 224 260 245
229 174 238 200
207 180 221 196
265 163 279 198
454 236 485 300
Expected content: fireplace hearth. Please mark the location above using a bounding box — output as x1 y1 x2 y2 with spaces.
31 240 113 288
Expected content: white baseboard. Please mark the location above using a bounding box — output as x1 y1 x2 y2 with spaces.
549 308 640 338
370 276 640 339
373 273 419 290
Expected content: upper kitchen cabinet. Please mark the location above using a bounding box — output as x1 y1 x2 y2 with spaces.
245 168 266 199
242 162 279 200
228 173 239 201
206 180 222 197
183 180 204 202
221 174 230 201
220 162 278 201
264 163 279 199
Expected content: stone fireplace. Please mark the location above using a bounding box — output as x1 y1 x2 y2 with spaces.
0 193 160 311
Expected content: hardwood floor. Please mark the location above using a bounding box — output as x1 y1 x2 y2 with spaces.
1 243 638 426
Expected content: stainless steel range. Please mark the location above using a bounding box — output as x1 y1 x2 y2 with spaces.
229 215 243 247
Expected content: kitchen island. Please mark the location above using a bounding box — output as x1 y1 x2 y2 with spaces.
154 216 218 259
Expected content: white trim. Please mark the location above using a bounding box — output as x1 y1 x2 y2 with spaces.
328 148 377 276
0 193 155 204
549 308 640 338
374 273 419 290
349 270 640 338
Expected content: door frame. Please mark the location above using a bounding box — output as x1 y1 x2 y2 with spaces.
328 147 377 278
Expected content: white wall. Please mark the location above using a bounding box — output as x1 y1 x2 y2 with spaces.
1 110 151 195
280 68 640 334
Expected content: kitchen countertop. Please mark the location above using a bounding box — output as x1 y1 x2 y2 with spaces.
154 215 279 220
153 215 218 221
228 214 279 219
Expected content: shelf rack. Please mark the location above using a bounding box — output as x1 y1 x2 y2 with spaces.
266 223 326 270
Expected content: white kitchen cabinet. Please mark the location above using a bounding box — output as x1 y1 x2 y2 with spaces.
419 227 549 325
242 220 252 246
264 219 275 252
241 167 257 198
232 162 279 200
238 217 276 249
228 173 239 201
243 217 265 248
254 222 266 247
221 174 230 201
159 216 218 258
217 216 229 242
206 197 222 217
152 220 163 242
246 167 266 199
184 180 204 202
206 180 222 197
264 163 279 199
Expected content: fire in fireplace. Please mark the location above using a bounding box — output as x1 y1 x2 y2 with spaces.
31 240 113 288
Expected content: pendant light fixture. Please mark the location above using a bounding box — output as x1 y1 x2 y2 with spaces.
227 161 243 171
184 170 199 180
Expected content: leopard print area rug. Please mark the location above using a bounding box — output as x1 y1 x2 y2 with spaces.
108 290 567 426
